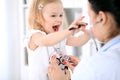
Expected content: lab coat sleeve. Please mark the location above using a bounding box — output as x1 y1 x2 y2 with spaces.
71 58 95 80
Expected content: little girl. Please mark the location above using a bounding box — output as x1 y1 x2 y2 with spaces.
27 0 90 80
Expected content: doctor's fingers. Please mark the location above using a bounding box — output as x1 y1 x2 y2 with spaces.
68 55 80 64
64 61 75 72
67 55 78 63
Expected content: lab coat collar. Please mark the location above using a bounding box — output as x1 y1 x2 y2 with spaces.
98 35 120 53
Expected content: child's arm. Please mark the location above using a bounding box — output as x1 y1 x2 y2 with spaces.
31 29 74 46
28 16 86 50
28 29 74 50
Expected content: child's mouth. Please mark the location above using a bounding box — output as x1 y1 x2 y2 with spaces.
52 25 59 31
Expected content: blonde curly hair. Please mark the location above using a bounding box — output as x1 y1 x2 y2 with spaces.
28 0 62 32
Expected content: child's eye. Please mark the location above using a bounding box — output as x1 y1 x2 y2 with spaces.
51 15 56 17
60 14 63 17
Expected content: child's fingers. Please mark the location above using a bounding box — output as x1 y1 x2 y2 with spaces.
76 16 85 21
50 55 58 65
75 16 85 24
71 16 85 25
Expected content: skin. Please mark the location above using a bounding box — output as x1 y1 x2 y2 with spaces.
42 2 64 33
29 2 90 51
48 55 80 80
48 55 70 80
88 2 117 43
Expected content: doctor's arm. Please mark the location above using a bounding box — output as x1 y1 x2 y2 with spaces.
67 29 90 46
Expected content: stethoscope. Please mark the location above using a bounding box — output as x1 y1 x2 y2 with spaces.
89 19 103 51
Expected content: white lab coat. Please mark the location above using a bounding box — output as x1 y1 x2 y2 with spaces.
71 35 120 80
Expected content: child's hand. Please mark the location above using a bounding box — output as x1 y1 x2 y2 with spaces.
68 16 88 33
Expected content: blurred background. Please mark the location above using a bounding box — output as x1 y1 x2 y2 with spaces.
0 0 101 80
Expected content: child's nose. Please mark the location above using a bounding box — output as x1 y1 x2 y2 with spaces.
56 17 62 22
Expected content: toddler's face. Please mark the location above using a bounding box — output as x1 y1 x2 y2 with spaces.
42 2 64 33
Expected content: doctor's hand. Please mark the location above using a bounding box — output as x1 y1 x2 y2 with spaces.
47 55 70 80
65 55 80 72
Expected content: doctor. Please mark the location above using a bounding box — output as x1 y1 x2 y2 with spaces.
47 0 120 80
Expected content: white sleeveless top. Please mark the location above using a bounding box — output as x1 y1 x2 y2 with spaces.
27 29 67 80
